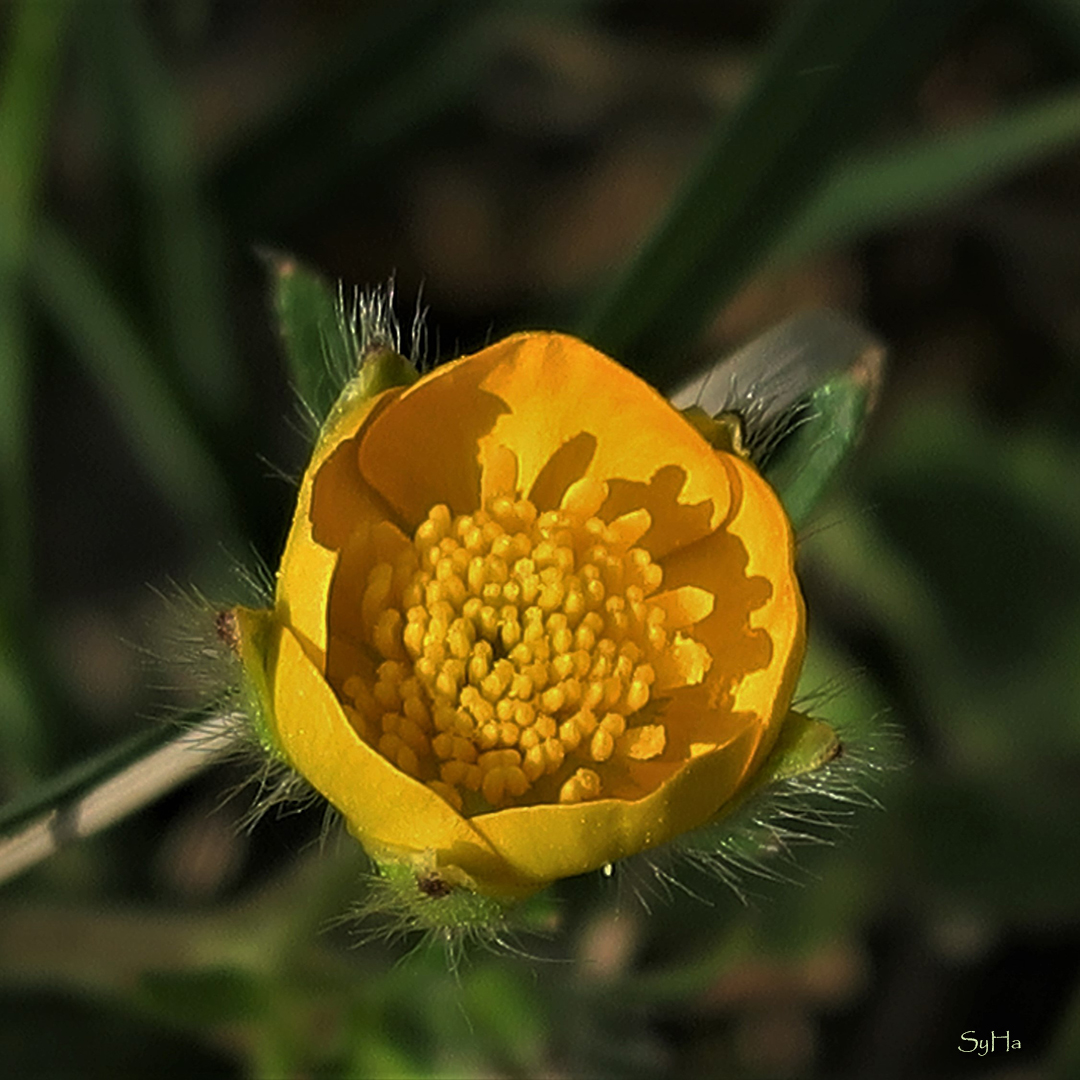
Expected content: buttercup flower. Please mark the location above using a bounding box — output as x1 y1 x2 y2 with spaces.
238 331 805 909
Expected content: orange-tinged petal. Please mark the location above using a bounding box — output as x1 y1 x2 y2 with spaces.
659 453 804 770
271 623 537 896
527 430 596 512
275 386 402 664
649 585 715 629
356 333 733 537
470 720 759 885
356 352 511 524
600 464 716 560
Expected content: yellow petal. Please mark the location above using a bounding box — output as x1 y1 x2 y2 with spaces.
659 454 804 771
356 352 510 524
356 333 733 537
325 519 412 651
470 719 759 886
270 623 536 897
649 584 715 629
275 386 402 663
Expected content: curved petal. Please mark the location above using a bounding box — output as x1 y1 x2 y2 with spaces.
356 351 511 525
471 718 760 885
660 453 804 770
275 387 402 663
357 333 733 536
271 624 533 895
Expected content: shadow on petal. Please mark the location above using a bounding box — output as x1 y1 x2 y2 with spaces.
661 523 774 710
529 431 597 511
601 464 715 560
358 359 511 525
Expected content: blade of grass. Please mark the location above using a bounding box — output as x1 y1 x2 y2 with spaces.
0 0 76 778
775 86 1080 264
30 221 237 534
0 0 73 615
0 713 239 886
81 0 239 421
577 0 976 387
0 604 49 781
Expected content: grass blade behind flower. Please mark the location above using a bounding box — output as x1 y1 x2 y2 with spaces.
0 0 73 614
775 86 1080 265
81 0 240 422
578 0 976 386
0 715 239 887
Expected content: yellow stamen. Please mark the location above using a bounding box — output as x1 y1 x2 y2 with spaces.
337 494 712 813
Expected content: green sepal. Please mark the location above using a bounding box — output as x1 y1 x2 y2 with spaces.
680 406 749 458
265 251 353 425
363 853 516 941
747 710 840 792
319 346 419 455
764 373 874 528
684 710 840 848
228 606 280 759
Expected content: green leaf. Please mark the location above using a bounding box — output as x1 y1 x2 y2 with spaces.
577 0 975 385
265 253 354 425
266 253 420 432
775 86 1080 264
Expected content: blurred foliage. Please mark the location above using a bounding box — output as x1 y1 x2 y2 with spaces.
2 0 1080 1077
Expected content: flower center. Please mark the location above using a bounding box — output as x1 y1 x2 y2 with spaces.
339 493 706 814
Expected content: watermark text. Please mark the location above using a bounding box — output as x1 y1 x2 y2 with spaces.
958 1030 1020 1056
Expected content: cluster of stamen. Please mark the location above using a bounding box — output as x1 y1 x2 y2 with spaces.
339 494 686 814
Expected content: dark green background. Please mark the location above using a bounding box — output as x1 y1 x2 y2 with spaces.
2 1 1080 1076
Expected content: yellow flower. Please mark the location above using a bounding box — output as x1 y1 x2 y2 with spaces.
246 332 805 903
